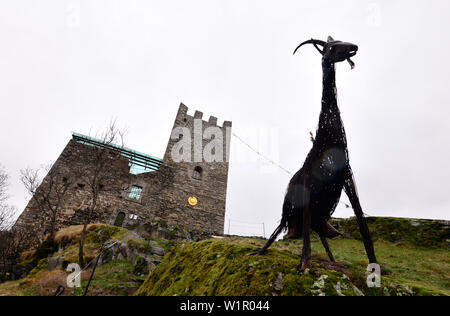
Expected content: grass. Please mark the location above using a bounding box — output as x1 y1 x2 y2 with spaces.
135 236 449 296
313 238 448 294
330 217 449 248
0 260 141 296
0 224 142 296
284 236 448 295
76 260 140 296
1 222 448 296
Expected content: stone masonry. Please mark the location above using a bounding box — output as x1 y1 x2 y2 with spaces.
14 103 232 238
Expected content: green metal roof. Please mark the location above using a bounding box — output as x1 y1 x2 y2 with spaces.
72 132 163 175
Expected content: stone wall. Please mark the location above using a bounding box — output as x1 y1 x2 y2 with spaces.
157 104 232 235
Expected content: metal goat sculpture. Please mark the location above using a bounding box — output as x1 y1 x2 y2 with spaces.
252 36 377 271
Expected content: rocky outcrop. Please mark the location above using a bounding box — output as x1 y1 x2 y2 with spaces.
135 237 448 296
329 217 449 248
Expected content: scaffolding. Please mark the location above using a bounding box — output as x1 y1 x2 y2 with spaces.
72 132 163 175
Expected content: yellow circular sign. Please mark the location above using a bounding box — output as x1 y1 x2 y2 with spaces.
188 196 198 206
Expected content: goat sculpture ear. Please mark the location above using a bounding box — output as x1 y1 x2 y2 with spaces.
327 36 334 43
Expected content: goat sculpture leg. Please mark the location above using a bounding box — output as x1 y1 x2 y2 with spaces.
344 167 377 264
298 177 312 271
299 204 311 271
319 235 335 262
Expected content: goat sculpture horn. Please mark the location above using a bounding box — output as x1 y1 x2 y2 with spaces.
293 39 326 55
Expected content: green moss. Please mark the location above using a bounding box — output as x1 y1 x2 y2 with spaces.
155 238 174 253
135 237 449 296
3 220 448 297
9 224 133 285
127 238 148 253
84 225 129 245
26 258 49 279
136 239 350 296
332 217 449 248
84 260 137 295
133 256 150 276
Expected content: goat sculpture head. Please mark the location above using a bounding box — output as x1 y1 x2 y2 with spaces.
293 36 358 69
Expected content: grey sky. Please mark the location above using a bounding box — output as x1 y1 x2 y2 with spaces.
0 1 449 237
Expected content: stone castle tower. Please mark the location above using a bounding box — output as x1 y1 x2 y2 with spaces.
14 103 232 237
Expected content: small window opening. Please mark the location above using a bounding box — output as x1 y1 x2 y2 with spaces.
192 166 203 180
129 185 143 200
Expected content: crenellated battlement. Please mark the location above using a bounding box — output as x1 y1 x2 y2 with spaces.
176 103 232 130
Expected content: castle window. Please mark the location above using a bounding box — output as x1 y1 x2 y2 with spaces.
114 212 126 227
192 166 202 180
129 185 143 200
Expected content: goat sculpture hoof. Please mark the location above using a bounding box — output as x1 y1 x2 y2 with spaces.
297 261 312 273
248 250 265 256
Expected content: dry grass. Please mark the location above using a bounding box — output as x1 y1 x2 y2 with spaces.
33 270 67 295
54 223 101 244
20 250 36 261
0 280 24 296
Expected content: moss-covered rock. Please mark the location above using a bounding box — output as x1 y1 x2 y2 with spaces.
126 238 148 253
0 224 162 296
3 219 448 296
135 237 447 296
330 217 450 248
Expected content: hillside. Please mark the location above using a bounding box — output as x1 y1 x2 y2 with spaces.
329 216 449 248
135 236 449 296
0 217 449 296
0 223 175 296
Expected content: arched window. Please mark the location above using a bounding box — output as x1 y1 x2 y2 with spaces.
192 166 202 180
114 212 126 227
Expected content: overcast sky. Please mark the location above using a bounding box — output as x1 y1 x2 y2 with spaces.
1 1 449 237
